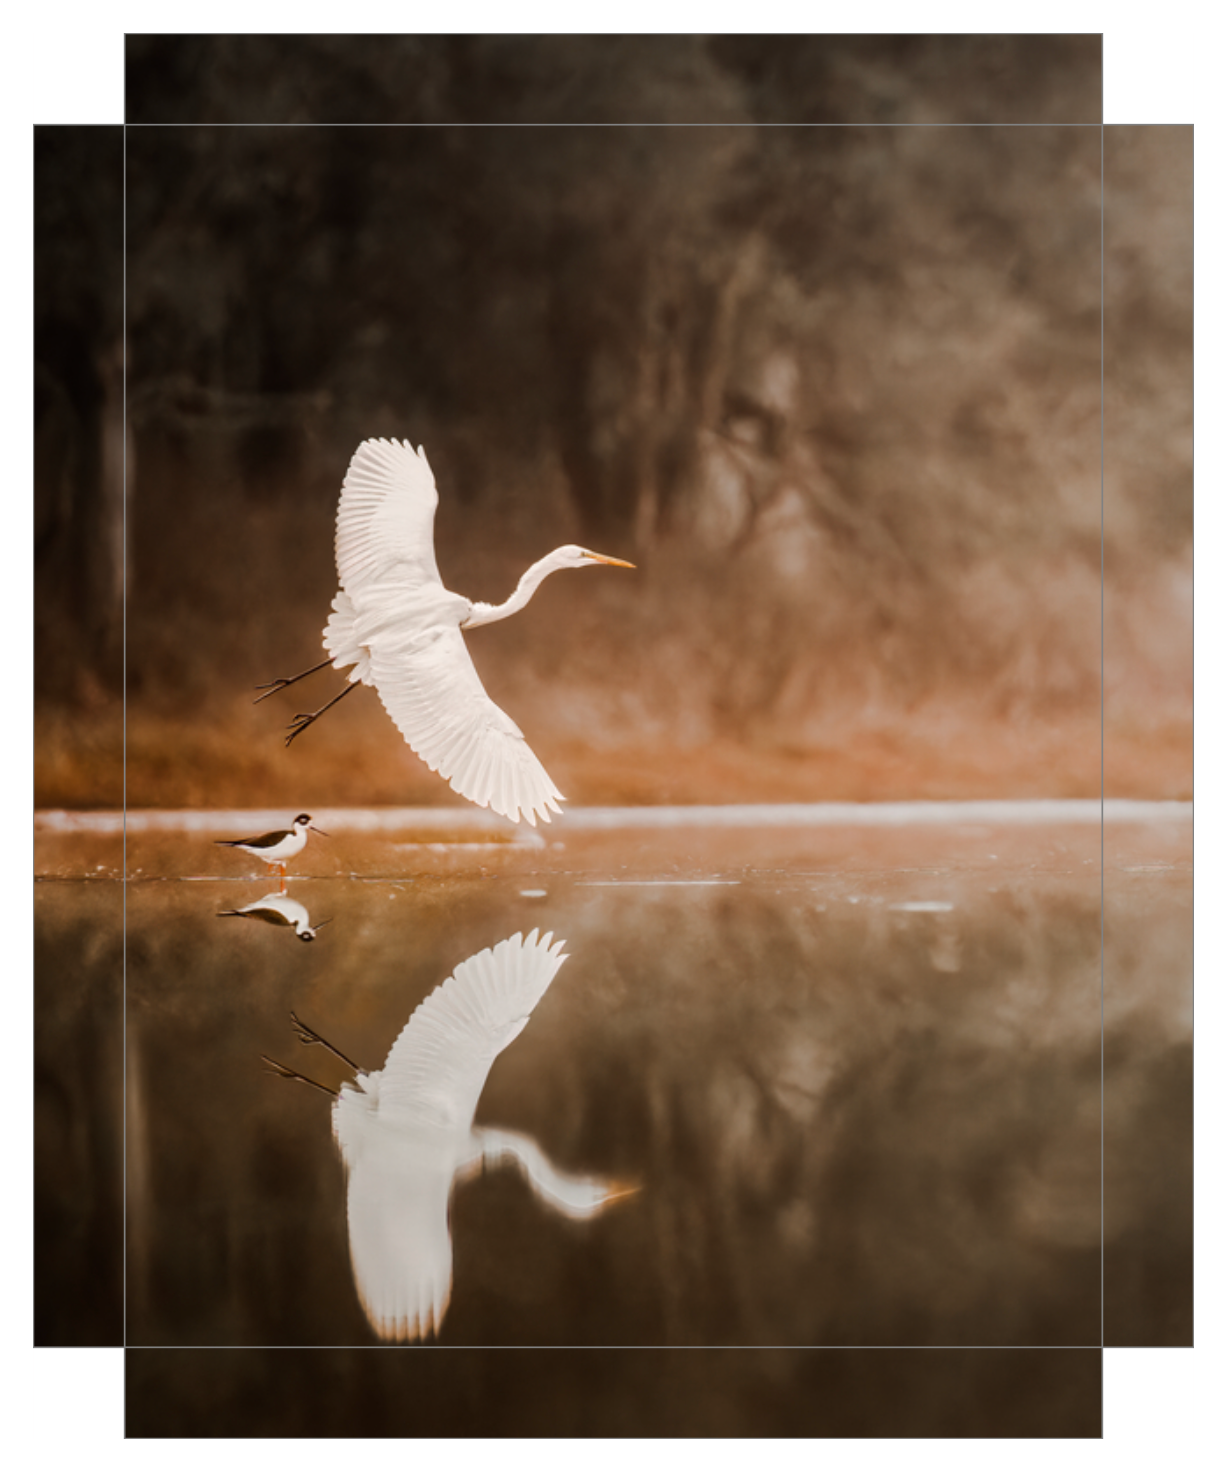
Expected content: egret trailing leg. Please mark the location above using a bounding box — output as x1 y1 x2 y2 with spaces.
290 1011 363 1073
262 1055 338 1096
253 657 334 705
285 680 359 748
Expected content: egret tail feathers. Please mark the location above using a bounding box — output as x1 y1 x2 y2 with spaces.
323 590 372 685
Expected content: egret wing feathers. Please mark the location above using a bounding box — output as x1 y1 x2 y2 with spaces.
335 438 442 596
344 1153 454 1342
374 931 568 1127
368 625 564 826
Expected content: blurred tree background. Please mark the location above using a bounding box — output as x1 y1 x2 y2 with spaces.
34 36 1191 809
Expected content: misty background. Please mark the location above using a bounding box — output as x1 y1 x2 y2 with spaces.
33 36 1191 810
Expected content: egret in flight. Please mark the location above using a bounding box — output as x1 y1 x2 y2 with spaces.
263 930 635 1342
255 438 634 826
214 812 328 882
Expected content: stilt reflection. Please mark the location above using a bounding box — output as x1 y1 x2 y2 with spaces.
217 891 330 941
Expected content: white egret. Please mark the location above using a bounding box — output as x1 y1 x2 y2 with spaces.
255 438 634 825
217 890 329 942
263 929 635 1343
214 812 328 881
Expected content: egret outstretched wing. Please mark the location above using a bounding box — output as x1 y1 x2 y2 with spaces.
344 1152 454 1342
374 930 569 1129
367 626 564 826
335 437 442 595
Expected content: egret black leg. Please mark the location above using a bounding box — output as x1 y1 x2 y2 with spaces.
285 680 358 747
254 658 334 705
262 1055 338 1096
290 1011 363 1073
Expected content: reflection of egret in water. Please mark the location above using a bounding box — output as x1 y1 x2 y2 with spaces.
263 929 635 1342
217 892 330 942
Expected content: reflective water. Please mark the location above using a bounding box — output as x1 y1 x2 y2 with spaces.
35 807 1192 1353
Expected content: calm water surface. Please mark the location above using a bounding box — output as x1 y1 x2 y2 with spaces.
35 806 1191 1362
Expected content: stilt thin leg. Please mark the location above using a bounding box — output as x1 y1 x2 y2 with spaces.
254 658 334 705
290 1011 363 1073
285 680 358 747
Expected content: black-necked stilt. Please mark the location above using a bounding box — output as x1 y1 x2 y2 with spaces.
262 930 638 1343
254 437 633 826
214 813 327 880
217 891 331 942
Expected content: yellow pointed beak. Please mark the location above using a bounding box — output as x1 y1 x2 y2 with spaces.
602 1180 643 1205
583 551 636 568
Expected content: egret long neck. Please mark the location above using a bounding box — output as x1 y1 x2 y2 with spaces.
461 551 566 629
476 1128 600 1216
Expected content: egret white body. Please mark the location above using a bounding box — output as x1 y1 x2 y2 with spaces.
267 930 632 1342
261 438 634 825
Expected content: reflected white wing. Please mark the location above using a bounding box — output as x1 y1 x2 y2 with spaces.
368 627 564 826
335 437 443 595
376 930 568 1128
344 1150 454 1343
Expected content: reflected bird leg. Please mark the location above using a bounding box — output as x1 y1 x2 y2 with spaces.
253 657 334 705
290 1011 363 1073
285 681 359 747
262 1055 337 1096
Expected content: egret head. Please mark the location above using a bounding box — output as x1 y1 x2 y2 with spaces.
560 545 636 570
466 543 636 631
